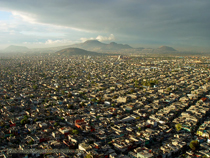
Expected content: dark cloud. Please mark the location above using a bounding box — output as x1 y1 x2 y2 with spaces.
0 0 210 49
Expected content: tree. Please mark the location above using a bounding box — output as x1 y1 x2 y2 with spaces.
167 87 172 92
61 90 65 95
72 129 79 135
0 121 5 127
20 118 28 125
67 93 72 98
10 134 14 137
33 85 38 90
4 95 9 99
85 154 93 158
129 88 135 93
111 103 115 107
175 123 182 132
91 98 96 102
189 140 199 151
28 139 34 145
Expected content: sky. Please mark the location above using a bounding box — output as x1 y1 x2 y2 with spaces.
0 0 210 52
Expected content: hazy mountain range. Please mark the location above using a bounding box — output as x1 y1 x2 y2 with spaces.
4 45 29 52
70 40 133 52
158 46 176 51
1 40 178 55
55 47 100 56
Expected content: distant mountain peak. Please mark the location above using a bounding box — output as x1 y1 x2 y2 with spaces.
55 47 100 56
108 42 132 49
110 42 117 45
4 45 29 52
70 40 132 52
158 46 176 51
84 40 102 44
6 45 29 49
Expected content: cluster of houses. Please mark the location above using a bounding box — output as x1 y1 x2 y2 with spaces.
0 54 210 158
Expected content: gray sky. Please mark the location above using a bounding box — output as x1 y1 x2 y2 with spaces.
0 0 210 51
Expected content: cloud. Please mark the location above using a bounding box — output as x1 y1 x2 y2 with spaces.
0 0 210 50
11 11 37 23
45 39 73 45
80 34 115 42
80 37 95 42
96 34 115 42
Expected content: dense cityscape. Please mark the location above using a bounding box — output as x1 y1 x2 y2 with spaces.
0 53 210 158
1 0 210 157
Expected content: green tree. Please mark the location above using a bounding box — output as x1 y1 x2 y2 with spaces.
167 87 172 92
91 98 96 102
10 134 14 137
28 139 34 145
111 103 115 107
67 93 72 98
134 80 139 86
20 118 28 125
61 90 65 95
85 154 93 158
189 140 199 151
72 129 79 135
33 85 38 90
175 123 182 132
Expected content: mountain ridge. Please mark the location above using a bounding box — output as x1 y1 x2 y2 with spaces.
1 41 177 54
70 40 133 52
4 45 29 52
158 46 176 51
55 47 101 56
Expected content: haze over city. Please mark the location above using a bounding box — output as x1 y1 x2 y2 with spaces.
0 0 210 52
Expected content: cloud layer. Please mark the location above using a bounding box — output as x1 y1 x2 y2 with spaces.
0 0 210 50
80 34 115 42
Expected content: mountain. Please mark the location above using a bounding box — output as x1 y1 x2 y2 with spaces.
55 47 100 56
158 46 176 51
106 42 132 50
70 40 133 52
4 45 29 52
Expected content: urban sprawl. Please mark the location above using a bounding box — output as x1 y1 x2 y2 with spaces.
1 54 210 158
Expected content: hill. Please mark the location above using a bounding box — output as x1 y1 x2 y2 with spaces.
55 47 100 56
4 45 29 52
158 46 176 51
